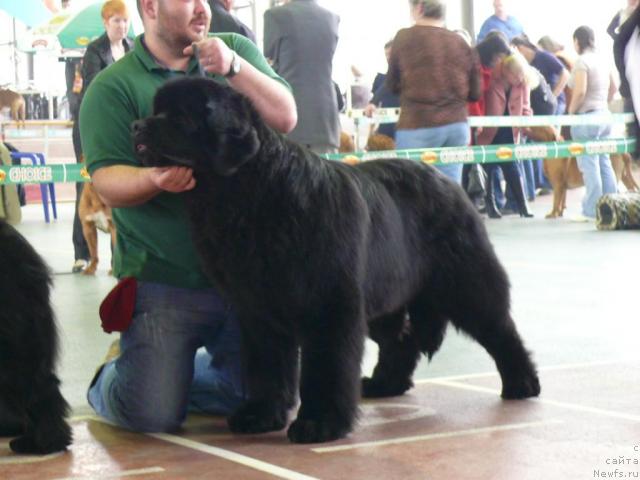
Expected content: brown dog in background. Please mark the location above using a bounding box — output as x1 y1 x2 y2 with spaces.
78 179 115 275
0 88 26 127
527 126 639 218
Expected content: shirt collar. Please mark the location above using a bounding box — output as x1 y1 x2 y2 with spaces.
133 34 202 74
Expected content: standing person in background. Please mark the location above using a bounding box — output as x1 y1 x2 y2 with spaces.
476 51 534 219
208 0 256 43
62 0 90 272
80 0 133 88
66 55 89 273
568 26 618 221
511 34 570 197
613 1 640 153
264 0 340 154
387 0 480 185
466 33 512 208
70 0 133 273
511 35 570 115
608 0 639 40
477 0 524 42
363 40 400 142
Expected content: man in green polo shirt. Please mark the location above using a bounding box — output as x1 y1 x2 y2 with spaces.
81 0 296 432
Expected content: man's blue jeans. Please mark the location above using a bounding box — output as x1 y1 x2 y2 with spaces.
571 113 617 218
395 122 471 184
88 282 247 432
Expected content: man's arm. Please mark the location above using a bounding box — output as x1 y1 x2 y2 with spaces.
91 165 196 208
184 37 297 133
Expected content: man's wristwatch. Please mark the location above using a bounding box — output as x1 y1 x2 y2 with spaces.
225 52 241 78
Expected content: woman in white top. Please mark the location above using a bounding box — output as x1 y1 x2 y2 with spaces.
567 26 618 220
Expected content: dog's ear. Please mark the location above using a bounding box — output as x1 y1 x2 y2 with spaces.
205 100 261 176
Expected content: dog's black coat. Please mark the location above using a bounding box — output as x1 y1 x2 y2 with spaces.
134 77 540 444
0 220 72 453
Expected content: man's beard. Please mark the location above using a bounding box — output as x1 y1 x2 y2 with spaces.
156 6 209 55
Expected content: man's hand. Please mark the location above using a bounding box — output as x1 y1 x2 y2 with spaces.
183 38 234 76
148 166 196 192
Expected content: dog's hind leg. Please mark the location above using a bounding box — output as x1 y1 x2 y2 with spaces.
0 396 24 437
10 373 71 454
227 323 298 436
287 294 366 444
362 309 422 398
81 222 99 275
444 262 540 399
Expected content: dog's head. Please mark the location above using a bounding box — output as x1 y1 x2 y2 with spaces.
133 77 261 176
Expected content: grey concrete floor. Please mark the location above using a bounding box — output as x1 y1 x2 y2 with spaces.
12 187 640 420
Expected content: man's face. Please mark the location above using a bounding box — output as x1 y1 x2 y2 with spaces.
155 0 211 48
493 0 505 14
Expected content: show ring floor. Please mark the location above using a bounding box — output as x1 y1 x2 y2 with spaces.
1 188 639 480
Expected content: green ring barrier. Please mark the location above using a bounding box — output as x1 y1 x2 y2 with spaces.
0 138 635 185
0 162 90 185
348 110 636 127
322 137 636 165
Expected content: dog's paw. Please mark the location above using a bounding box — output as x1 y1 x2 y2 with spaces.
361 376 412 398
9 433 70 455
227 401 288 434
286 417 351 444
501 373 541 399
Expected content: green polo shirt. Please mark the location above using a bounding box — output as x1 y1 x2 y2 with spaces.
80 33 289 289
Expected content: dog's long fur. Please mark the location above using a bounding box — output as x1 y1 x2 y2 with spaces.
528 126 639 218
134 77 540 444
0 220 72 454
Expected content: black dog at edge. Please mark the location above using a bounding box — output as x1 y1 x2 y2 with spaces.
134 77 540 444
0 219 72 454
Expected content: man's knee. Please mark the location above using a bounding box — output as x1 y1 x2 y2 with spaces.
123 407 184 433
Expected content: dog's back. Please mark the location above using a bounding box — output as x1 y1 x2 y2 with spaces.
0 88 26 125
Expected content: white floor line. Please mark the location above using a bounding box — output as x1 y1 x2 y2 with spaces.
68 415 317 480
0 449 65 465
311 419 562 453
51 467 165 480
149 433 320 480
427 379 640 423
414 358 638 385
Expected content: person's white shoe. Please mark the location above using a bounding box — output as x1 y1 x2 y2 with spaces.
71 259 88 273
569 214 594 223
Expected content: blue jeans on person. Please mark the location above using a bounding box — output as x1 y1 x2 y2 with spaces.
570 112 617 218
395 122 471 184
88 281 247 432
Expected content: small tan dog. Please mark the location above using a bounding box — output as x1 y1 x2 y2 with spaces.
339 131 355 153
78 178 115 275
366 133 395 152
0 88 26 127
528 126 639 218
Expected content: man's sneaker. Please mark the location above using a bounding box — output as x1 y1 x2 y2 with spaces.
72 259 88 273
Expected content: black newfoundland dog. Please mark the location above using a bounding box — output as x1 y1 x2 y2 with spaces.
0 220 72 453
133 77 540 444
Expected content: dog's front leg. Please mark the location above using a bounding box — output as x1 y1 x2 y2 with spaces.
287 301 366 444
227 323 298 435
